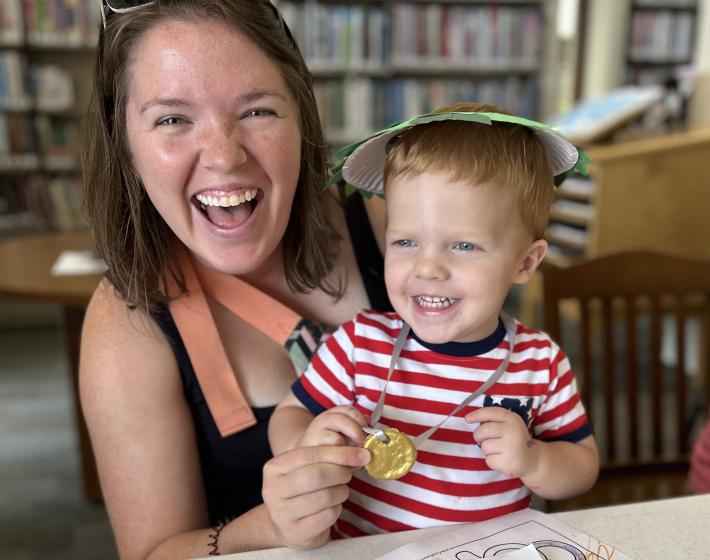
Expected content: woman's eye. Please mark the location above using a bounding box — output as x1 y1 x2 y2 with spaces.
244 108 276 118
454 242 477 251
157 116 184 126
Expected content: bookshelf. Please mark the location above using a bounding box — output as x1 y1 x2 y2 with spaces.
626 0 699 86
0 0 98 236
278 0 547 146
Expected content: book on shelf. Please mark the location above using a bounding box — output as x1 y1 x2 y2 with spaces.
31 64 74 111
0 0 23 44
0 49 31 110
629 8 695 63
0 173 82 232
23 0 100 47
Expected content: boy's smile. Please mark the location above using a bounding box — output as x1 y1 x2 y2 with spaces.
384 170 547 344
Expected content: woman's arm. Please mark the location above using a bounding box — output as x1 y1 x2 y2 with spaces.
81 281 370 557
80 281 280 558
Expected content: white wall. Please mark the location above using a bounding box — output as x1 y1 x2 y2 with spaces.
581 0 630 99
689 0 710 126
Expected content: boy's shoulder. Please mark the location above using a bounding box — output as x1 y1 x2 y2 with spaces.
352 308 402 328
340 308 403 341
509 316 563 355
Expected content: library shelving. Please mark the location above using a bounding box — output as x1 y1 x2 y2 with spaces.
278 0 547 146
0 0 98 236
626 0 699 86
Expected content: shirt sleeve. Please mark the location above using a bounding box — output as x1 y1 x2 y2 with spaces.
291 317 358 415
533 342 594 443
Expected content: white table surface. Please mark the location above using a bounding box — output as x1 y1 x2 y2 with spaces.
216 494 710 560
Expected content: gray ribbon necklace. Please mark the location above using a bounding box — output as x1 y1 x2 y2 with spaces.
361 313 517 480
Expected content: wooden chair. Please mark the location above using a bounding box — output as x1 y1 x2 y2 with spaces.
541 250 710 511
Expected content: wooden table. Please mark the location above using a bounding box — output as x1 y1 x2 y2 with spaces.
216 494 710 560
0 231 102 502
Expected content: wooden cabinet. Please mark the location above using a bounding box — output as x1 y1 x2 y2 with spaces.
547 127 710 265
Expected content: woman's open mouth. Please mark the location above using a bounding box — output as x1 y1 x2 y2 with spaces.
193 188 259 229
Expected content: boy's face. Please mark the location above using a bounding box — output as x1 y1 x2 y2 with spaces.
384 171 546 344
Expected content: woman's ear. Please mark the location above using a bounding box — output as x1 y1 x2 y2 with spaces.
514 239 548 284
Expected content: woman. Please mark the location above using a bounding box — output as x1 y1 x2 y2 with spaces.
80 1 387 557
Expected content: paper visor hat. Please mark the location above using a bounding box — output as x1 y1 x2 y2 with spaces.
337 112 582 195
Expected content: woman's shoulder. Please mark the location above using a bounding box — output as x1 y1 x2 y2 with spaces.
81 279 179 396
84 279 166 346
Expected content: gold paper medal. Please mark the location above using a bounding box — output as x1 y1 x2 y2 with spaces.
362 428 417 480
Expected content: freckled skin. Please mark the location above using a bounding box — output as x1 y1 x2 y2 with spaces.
125 18 302 277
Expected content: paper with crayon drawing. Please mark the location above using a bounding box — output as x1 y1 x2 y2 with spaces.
375 509 632 560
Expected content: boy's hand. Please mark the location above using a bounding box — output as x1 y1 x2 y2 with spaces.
298 405 368 449
465 407 538 479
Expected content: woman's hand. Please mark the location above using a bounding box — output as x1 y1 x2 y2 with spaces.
262 445 371 549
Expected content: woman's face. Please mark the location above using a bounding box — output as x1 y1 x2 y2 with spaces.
125 17 302 275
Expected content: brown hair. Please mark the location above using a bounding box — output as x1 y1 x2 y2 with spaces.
81 0 340 312
383 102 555 239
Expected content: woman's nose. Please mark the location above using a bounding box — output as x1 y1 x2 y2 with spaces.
200 121 248 171
414 255 449 281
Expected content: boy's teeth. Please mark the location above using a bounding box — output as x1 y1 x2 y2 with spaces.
417 295 455 308
196 188 257 207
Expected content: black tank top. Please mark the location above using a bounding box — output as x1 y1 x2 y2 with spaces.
151 194 390 524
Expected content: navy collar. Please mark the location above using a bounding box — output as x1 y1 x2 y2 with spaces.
411 318 506 357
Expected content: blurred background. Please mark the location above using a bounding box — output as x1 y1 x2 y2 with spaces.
1 0 709 558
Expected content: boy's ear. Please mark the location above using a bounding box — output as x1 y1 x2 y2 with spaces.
513 239 548 284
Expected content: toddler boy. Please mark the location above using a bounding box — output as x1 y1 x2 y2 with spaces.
269 103 599 537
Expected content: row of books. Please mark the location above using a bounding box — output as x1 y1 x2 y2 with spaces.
280 1 542 72
390 4 541 67
633 0 696 7
280 2 388 70
0 51 74 111
0 172 82 232
314 76 539 145
629 10 695 62
0 111 78 160
0 0 100 46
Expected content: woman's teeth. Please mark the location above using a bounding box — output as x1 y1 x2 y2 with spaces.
195 188 257 208
416 295 456 308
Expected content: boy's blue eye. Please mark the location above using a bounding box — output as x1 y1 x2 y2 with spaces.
454 242 476 251
395 239 413 247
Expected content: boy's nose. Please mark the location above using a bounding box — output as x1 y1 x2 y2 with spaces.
200 122 248 172
414 256 449 281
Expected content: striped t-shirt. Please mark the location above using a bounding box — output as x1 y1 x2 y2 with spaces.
292 310 593 537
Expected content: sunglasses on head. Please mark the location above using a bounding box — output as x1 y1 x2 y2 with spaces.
100 0 294 44
100 0 153 27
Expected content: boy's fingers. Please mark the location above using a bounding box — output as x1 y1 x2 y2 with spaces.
465 406 512 423
319 412 367 444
